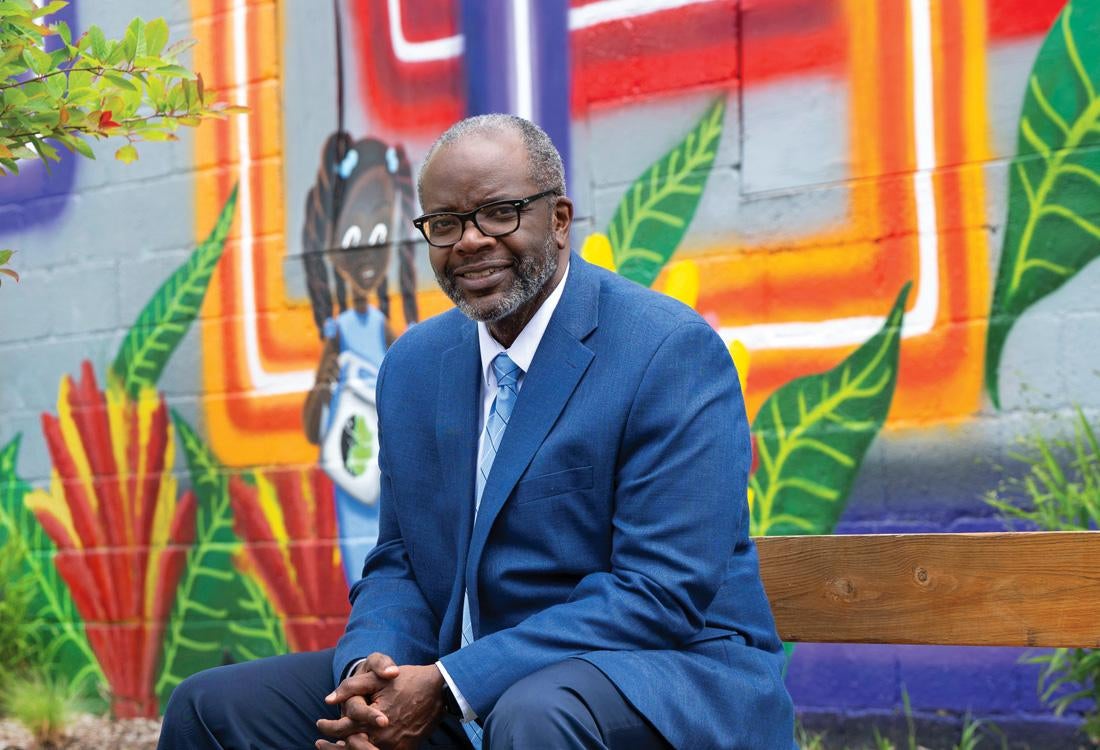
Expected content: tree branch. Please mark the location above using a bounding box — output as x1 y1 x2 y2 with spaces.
1 110 201 141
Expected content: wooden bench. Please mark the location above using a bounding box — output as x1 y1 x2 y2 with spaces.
756 531 1100 648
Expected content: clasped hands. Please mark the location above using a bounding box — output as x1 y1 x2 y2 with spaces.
315 652 445 750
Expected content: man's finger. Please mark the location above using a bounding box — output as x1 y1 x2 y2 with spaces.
343 694 389 728
316 715 361 739
326 673 396 705
347 733 383 750
363 652 400 679
316 737 381 750
326 653 400 704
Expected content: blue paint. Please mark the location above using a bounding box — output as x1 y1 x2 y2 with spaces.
0 2 79 230
460 0 572 189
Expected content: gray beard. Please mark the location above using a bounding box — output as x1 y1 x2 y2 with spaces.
436 235 558 323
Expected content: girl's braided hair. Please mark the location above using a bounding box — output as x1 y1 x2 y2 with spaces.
301 132 420 337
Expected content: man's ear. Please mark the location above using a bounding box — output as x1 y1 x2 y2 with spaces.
552 197 574 248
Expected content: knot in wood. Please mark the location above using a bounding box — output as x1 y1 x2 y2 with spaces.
827 577 857 601
914 566 929 585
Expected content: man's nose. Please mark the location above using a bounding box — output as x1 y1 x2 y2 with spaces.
453 217 493 254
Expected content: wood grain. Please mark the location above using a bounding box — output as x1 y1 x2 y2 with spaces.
755 532 1100 647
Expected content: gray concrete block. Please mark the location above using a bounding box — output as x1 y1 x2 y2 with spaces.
46 261 121 338
996 309 1068 413
742 73 848 195
0 411 53 485
1 334 118 418
0 267 55 345
116 248 194 326
586 92 740 190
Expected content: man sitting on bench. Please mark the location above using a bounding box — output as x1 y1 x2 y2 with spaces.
157 114 796 750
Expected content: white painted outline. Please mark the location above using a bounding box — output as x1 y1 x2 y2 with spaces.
718 0 939 349
386 0 463 63
513 0 534 119
386 0 715 64
233 0 314 394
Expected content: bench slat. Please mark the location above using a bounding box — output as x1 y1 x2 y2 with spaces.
755 532 1100 648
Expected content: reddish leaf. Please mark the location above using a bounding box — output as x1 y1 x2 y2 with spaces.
99 110 120 129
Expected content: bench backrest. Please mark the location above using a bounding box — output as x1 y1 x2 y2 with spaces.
755 531 1100 648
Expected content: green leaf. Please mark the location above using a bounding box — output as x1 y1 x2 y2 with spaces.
110 185 238 397
21 46 49 75
144 18 168 57
155 415 288 710
29 1 67 20
750 283 911 536
103 70 138 93
0 436 104 693
53 20 70 47
2 86 26 107
87 25 107 59
986 0 1100 408
127 17 147 59
65 134 94 159
44 70 65 99
0 249 12 265
157 64 195 79
606 98 724 288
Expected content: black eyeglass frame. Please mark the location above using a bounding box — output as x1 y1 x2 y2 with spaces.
412 189 559 247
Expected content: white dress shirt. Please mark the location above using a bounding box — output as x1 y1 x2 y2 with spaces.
436 263 570 722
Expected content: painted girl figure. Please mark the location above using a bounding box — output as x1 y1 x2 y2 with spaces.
301 132 419 582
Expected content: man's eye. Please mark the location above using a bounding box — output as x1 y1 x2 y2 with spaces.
483 205 515 221
431 216 458 231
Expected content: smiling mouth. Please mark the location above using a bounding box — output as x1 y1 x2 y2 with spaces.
459 267 502 279
454 261 512 280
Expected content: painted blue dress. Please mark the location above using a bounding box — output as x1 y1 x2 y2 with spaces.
323 306 387 583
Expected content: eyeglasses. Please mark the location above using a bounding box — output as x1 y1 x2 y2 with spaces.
412 189 558 247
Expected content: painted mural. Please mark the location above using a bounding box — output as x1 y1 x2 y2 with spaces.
1 0 1099 736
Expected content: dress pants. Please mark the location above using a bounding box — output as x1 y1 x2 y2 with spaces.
158 649 670 749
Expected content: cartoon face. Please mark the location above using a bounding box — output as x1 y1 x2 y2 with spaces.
327 156 398 301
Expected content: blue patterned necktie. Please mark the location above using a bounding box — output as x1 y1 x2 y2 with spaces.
458 352 522 747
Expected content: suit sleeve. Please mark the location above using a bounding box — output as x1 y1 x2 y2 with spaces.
332 355 441 684
438 321 749 715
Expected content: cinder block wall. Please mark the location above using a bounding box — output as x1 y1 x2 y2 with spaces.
1 0 1097 734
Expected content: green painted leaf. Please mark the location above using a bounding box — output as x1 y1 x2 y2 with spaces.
347 415 373 476
751 283 911 536
156 413 287 711
986 1 1100 408
0 435 104 693
110 185 237 398
606 98 724 288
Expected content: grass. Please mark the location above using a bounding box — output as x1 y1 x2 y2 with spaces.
1 671 88 749
987 408 1100 743
798 689 1008 749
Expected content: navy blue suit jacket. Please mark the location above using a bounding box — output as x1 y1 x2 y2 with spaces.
334 255 795 749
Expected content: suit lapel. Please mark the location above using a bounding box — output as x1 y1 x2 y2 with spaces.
435 320 480 651
465 256 599 634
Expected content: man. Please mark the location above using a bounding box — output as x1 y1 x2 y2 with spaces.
159 115 795 749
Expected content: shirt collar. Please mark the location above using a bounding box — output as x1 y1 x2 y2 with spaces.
477 263 570 382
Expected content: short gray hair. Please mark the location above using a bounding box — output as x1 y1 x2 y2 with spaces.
417 114 566 203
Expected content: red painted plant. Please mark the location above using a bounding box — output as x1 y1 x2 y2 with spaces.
228 466 350 652
27 361 195 717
